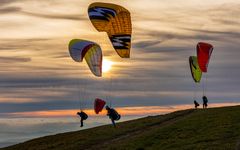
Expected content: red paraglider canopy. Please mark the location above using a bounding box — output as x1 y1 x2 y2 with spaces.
94 98 106 114
197 42 213 72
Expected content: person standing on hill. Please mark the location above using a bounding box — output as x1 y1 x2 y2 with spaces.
194 100 200 109
106 106 121 128
202 96 208 108
77 111 88 127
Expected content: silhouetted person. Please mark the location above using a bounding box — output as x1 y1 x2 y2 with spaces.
202 96 208 109
194 100 200 109
77 111 88 127
106 106 121 128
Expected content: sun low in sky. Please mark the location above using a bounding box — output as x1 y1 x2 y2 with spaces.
102 59 113 73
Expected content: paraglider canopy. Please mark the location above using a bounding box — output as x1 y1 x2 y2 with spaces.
197 42 213 72
69 39 102 77
88 2 132 58
94 98 106 114
189 56 202 83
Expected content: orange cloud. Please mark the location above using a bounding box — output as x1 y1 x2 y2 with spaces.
9 102 240 118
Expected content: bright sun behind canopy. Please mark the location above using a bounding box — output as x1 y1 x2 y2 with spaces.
102 59 113 73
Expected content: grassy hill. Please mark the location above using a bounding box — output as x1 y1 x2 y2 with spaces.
2 105 240 150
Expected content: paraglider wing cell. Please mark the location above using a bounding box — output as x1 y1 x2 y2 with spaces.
197 42 213 72
88 7 116 21
88 2 132 58
94 98 106 114
109 34 131 58
69 39 102 77
189 56 202 83
69 39 94 62
84 44 102 77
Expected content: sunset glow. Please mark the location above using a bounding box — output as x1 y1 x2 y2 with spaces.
7 103 240 118
102 59 113 73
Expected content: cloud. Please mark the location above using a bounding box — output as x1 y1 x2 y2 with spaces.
0 38 51 51
207 3 240 25
20 11 87 21
138 29 237 44
0 6 21 14
135 45 191 54
0 0 21 6
179 28 240 39
0 57 31 63
0 7 86 21
133 40 163 48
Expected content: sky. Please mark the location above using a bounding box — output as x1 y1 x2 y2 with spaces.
0 0 240 146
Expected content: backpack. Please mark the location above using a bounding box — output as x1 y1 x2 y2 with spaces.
115 114 121 121
80 112 88 120
110 109 120 121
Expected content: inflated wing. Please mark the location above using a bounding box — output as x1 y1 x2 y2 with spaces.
69 39 102 77
94 98 106 114
197 42 213 72
88 2 132 58
189 56 202 83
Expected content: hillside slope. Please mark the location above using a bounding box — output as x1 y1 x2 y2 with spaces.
2 105 240 150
